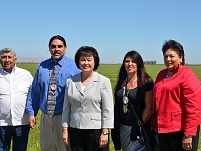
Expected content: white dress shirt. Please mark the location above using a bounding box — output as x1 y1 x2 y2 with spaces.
0 66 33 126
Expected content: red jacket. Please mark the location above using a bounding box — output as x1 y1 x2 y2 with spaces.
152 66 201 136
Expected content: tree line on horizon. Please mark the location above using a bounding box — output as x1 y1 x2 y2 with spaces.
144 60 157 64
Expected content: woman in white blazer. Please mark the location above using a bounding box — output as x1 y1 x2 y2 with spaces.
62 46 114 151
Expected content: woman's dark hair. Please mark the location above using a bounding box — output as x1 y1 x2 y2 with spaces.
162 40 185 65
114 50 153 96
48 35 66 47
74 46 100 71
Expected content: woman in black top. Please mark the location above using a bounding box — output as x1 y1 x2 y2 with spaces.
111 50 154 151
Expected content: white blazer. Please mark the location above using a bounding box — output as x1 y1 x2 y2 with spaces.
62 71 114 129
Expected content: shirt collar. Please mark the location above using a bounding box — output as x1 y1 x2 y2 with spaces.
49 55 67 67
2 65 17 74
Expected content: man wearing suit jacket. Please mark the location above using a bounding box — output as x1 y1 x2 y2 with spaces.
62 46 114 151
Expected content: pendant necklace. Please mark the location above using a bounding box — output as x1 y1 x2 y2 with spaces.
122 77 137 113
165 70 174 78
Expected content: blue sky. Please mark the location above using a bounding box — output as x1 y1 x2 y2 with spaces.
1 1 201 64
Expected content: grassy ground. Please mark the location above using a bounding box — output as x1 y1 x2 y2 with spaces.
11 63 201 150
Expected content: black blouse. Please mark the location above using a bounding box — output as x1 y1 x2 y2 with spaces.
116 81 154 126
111 81 154 150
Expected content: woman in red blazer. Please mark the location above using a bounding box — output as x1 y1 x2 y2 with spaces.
152 40 201 151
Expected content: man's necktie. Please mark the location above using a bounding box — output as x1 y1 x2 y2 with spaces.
47 63 57 116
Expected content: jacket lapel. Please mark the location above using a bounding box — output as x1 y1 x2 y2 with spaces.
74 73 84 95
84 72 98 92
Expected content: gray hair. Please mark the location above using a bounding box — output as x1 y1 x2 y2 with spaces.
0 48 16 58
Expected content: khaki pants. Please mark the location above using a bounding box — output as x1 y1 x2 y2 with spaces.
40 113 71 151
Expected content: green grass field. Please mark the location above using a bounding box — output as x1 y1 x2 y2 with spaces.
10 63 201 150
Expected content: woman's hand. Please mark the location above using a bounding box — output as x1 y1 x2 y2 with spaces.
62 127 70 146
182 135 192 150
99 129 109 148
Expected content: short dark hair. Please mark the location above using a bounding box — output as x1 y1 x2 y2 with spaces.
162 40 185 65
48 35 66 47
74 46 100 71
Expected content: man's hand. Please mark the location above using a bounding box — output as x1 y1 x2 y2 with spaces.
28 115 36 129
62 127 70 146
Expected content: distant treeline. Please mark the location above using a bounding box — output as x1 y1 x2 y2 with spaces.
144 60 157 64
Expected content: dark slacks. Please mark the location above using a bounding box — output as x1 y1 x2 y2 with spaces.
0 125 30 151
158 126 200 151
68 127 109 151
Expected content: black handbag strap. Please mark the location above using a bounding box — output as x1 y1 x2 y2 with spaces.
125 82 143 128
128 101 143 128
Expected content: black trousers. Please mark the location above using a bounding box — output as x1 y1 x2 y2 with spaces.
158 126 200 151
68 127 109 151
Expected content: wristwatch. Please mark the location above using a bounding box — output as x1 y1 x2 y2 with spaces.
102 131 109 135
185 134 192 138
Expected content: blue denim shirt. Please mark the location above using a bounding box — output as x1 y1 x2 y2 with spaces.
26 56 80 116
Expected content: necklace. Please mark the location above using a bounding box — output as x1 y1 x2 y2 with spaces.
122 77 137 113
127 77 137 90
165 71 174 78
123 77 137 97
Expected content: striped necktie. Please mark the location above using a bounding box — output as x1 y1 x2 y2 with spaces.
47 63 57 116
